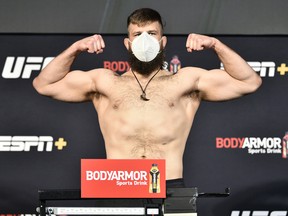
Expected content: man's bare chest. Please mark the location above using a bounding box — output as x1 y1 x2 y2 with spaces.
110 75 179 109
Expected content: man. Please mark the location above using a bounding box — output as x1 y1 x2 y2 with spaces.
33 8 262 187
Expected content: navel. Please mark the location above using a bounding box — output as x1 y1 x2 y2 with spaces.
169 102 175 107
112 104 119 109
112 99 121 109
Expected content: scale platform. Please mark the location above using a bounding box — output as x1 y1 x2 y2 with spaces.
37 188 229 216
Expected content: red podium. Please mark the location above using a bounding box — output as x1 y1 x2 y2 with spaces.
81 159 166 198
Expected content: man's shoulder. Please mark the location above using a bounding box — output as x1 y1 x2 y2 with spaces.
88 68 119 78
88 68 116 74
178 66 207 74
176 67 207 79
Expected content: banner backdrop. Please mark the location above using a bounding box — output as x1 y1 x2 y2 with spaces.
0 34 287 216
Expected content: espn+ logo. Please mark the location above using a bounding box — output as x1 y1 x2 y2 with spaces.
0 136 67 152
221 61 281 77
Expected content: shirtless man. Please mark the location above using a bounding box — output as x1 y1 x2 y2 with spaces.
33 8 262 185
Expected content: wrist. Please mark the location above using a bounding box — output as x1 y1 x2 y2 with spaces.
212 38 222 52
70 42 83 55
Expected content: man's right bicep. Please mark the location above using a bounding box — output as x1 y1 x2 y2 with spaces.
35 70 95 102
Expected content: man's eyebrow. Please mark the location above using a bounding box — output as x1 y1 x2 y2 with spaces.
147 30 158 33
133 31 143 34
134 30 158 34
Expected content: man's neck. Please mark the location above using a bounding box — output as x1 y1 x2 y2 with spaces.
131 67 162 79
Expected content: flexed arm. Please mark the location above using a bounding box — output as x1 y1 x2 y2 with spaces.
185 33 262 101
33 35 106 102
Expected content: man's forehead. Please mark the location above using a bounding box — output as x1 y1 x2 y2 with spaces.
128 21 162 33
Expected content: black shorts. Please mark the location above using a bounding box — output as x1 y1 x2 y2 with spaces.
166 178 185 188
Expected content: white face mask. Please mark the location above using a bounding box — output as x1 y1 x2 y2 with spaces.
129 32 161 62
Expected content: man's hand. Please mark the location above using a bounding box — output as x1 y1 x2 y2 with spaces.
73 34 105 54
186 33 217 52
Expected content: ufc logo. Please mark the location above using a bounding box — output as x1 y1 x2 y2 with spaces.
2 56 54 79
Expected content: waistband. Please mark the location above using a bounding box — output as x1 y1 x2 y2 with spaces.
166 178 185 188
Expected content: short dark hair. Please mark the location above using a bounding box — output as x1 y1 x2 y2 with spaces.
127 8 164 33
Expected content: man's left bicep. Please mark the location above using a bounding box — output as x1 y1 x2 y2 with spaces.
198 69 248 101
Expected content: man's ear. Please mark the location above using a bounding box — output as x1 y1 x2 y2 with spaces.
161 36 167 49
124 38 130 50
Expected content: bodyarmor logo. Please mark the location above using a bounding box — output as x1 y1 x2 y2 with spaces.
2 56 54 79
103 61 130 73
216 134 288 158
